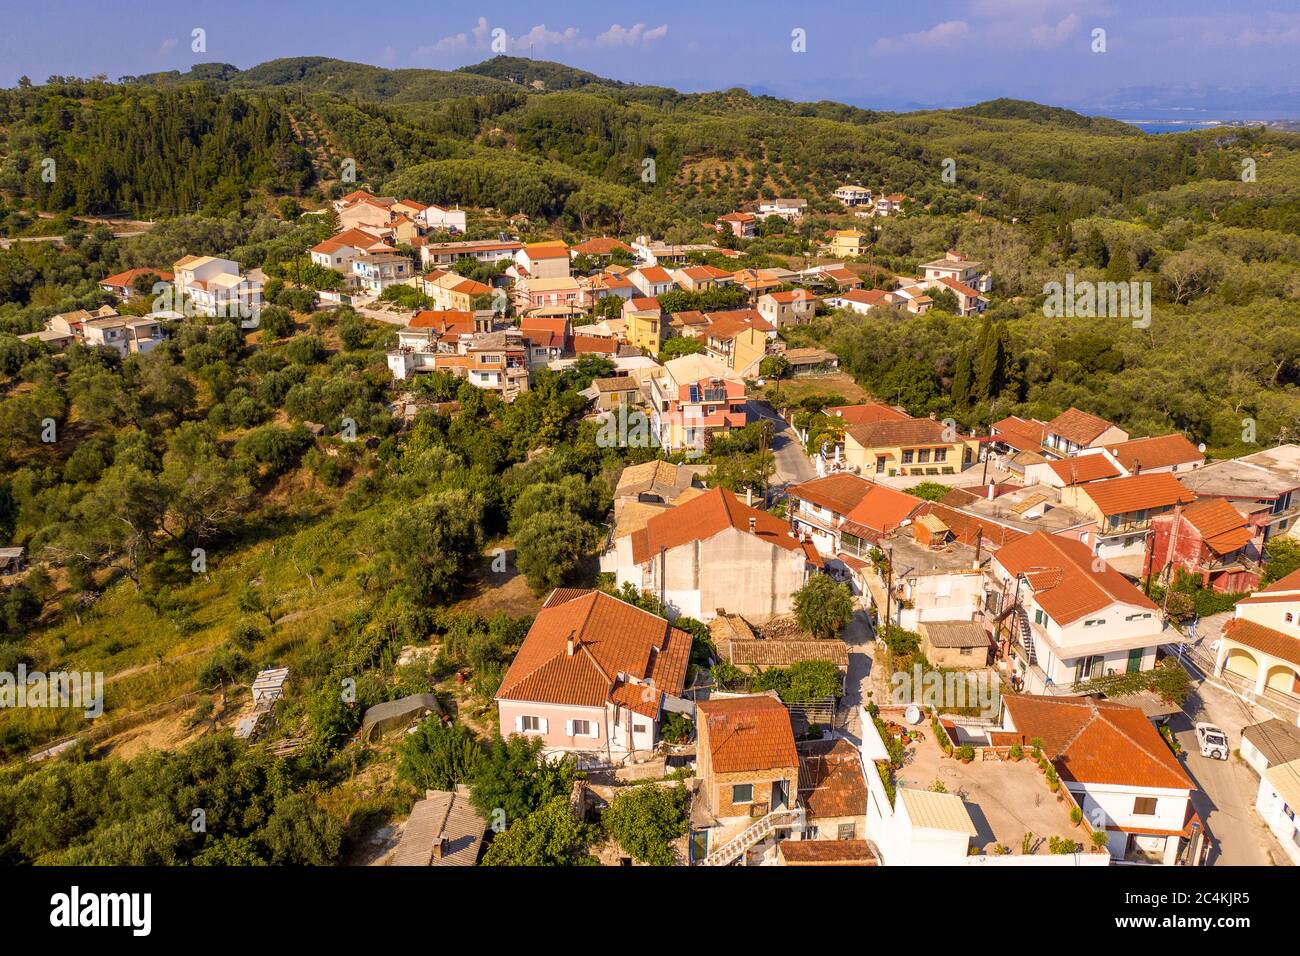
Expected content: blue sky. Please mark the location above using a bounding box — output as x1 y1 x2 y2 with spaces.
4 0 1300 115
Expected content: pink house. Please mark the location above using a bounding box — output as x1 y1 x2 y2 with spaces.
495 589 693 767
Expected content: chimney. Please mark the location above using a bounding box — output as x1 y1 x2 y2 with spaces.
1133 459 1142 476
746 487 753 507
566 631 576 656
748 516 757 534
432 836 448 860
987 483 995 501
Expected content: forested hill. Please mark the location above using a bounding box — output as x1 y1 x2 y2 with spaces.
3 54 1277 235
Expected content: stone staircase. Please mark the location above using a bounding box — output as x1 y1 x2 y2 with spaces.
701 807 805 866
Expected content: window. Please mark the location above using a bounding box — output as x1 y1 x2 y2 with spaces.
1034 608 1045 625
731 783 753 804
520 715 542 732
959 646 972 656
934 448 947 462
917 449 931 464
901 450 914 464
1287 613 1295 624
1133 797 1158 816
837 823 856 840
634 723 647 734
569 719 593 737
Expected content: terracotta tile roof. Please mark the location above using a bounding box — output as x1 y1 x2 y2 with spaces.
991 415 1048 452
391 785 486 867
911 502 1025 549
1001 695 1195 790
1222 618 1300 667
1180 498 1253 555
573 335 617 355
676 265 732 282
409 309 474 330
779 838 877 865
636 266 673 283
727 640 849 667
496 590 691 711
844 418 951 449
828 403 911 426
1263 569 1300 593
696 695 798 774
1077 472 1196 517
630 487 821 566
100 266 174 287
570 237 631 256
789 474 875 515
922 620 992 648
844 483 923 537
705 314 766 341
1106 434 1204 473
934 275 983 299
765 290 815 304
522 241 569 259
703 308 775 334
833 288 898 307
626 296 660 311
798 739 866 819
1048 455 1121 485
993 531 1157 624
1046 407 1116 445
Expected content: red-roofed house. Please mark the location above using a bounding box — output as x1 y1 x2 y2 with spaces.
991 531 1165 694
1044 408 1129 458
1144 497 1260 593
1212 576 1300 708
823 288 903 315
1062 472 1198 562
787 474 921 558
692 694 800 863
99 267 175 300
569 236 633 260
671 265 735 292
514 241 570 279
611 487 821 622
495 588 693 766
1103 434 1205 476
715 211 758 239
629 266 677 298
996 695 1203 865
757 290 817 328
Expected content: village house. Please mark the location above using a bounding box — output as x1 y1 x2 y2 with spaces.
749 197 807 221
628 265 678 298
855 515 991 634
388 327 529 399
80 314 163 357
757 290 816 329
690 694 802 864
1042 407 1130 458
352 252 413 295
1143 496 1260 593
871 193 906 217
824 288 904 315
918 251 993 294
671 264 734 292
421 269 494 312
647 354 748 454
415 202 467 233
842 417 981 478
586 375 642 413
171 255 262 318
1212 571 1300 714
309 227 391 276
514 241 570 279
98 267 173 300
833 184 873 207
390 785 486 866
808 264 864 292
622 297 665 354
495 588 693 767
715 211 758 239
578 270 638 307
630 236 725 266
419 238 521 269
1060 471 1198 564
600 461 708 573
990 531 1165 695
825 230 868 258
786 474 921 559
992 695 1205 865
781 347 839 377
515 276 583 315
568 236 633 262
702 314 767 376
938 484 1098 547
612 486 821 622
1178 444 1300 547
891 285 933 314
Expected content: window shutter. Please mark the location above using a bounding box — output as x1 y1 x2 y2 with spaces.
564 719 574 736
514 715 523 732
535 717 547 734
587 723 599 739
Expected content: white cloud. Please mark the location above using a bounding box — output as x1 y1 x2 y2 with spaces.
1027 13 1081 48
873 20 970 54
157 37 178 56
596 23 669 48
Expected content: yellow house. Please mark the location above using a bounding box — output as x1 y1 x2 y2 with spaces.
623 297 665 353
827 230 868 258
1213 573 1300 702
705 321 767 376
844 418 979 478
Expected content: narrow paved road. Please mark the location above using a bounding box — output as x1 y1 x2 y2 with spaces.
836 609 875 741
747 400 816 493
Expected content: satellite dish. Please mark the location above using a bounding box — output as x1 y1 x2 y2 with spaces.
1197 442 1206 453
904 703 923 725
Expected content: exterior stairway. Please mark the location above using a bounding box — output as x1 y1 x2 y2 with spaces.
1016 607 1037 666
701 807 805 866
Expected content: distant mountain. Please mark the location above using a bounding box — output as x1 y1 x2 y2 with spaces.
959 99 1137 135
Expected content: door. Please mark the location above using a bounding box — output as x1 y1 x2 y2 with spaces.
1127 647 1143 674
772 780 789 811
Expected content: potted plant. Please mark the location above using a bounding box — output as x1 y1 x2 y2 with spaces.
1008 744 1023 762
1069 807 1083 828
1029 737 1044 761
957 744 975 763
1090 830 1110 852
